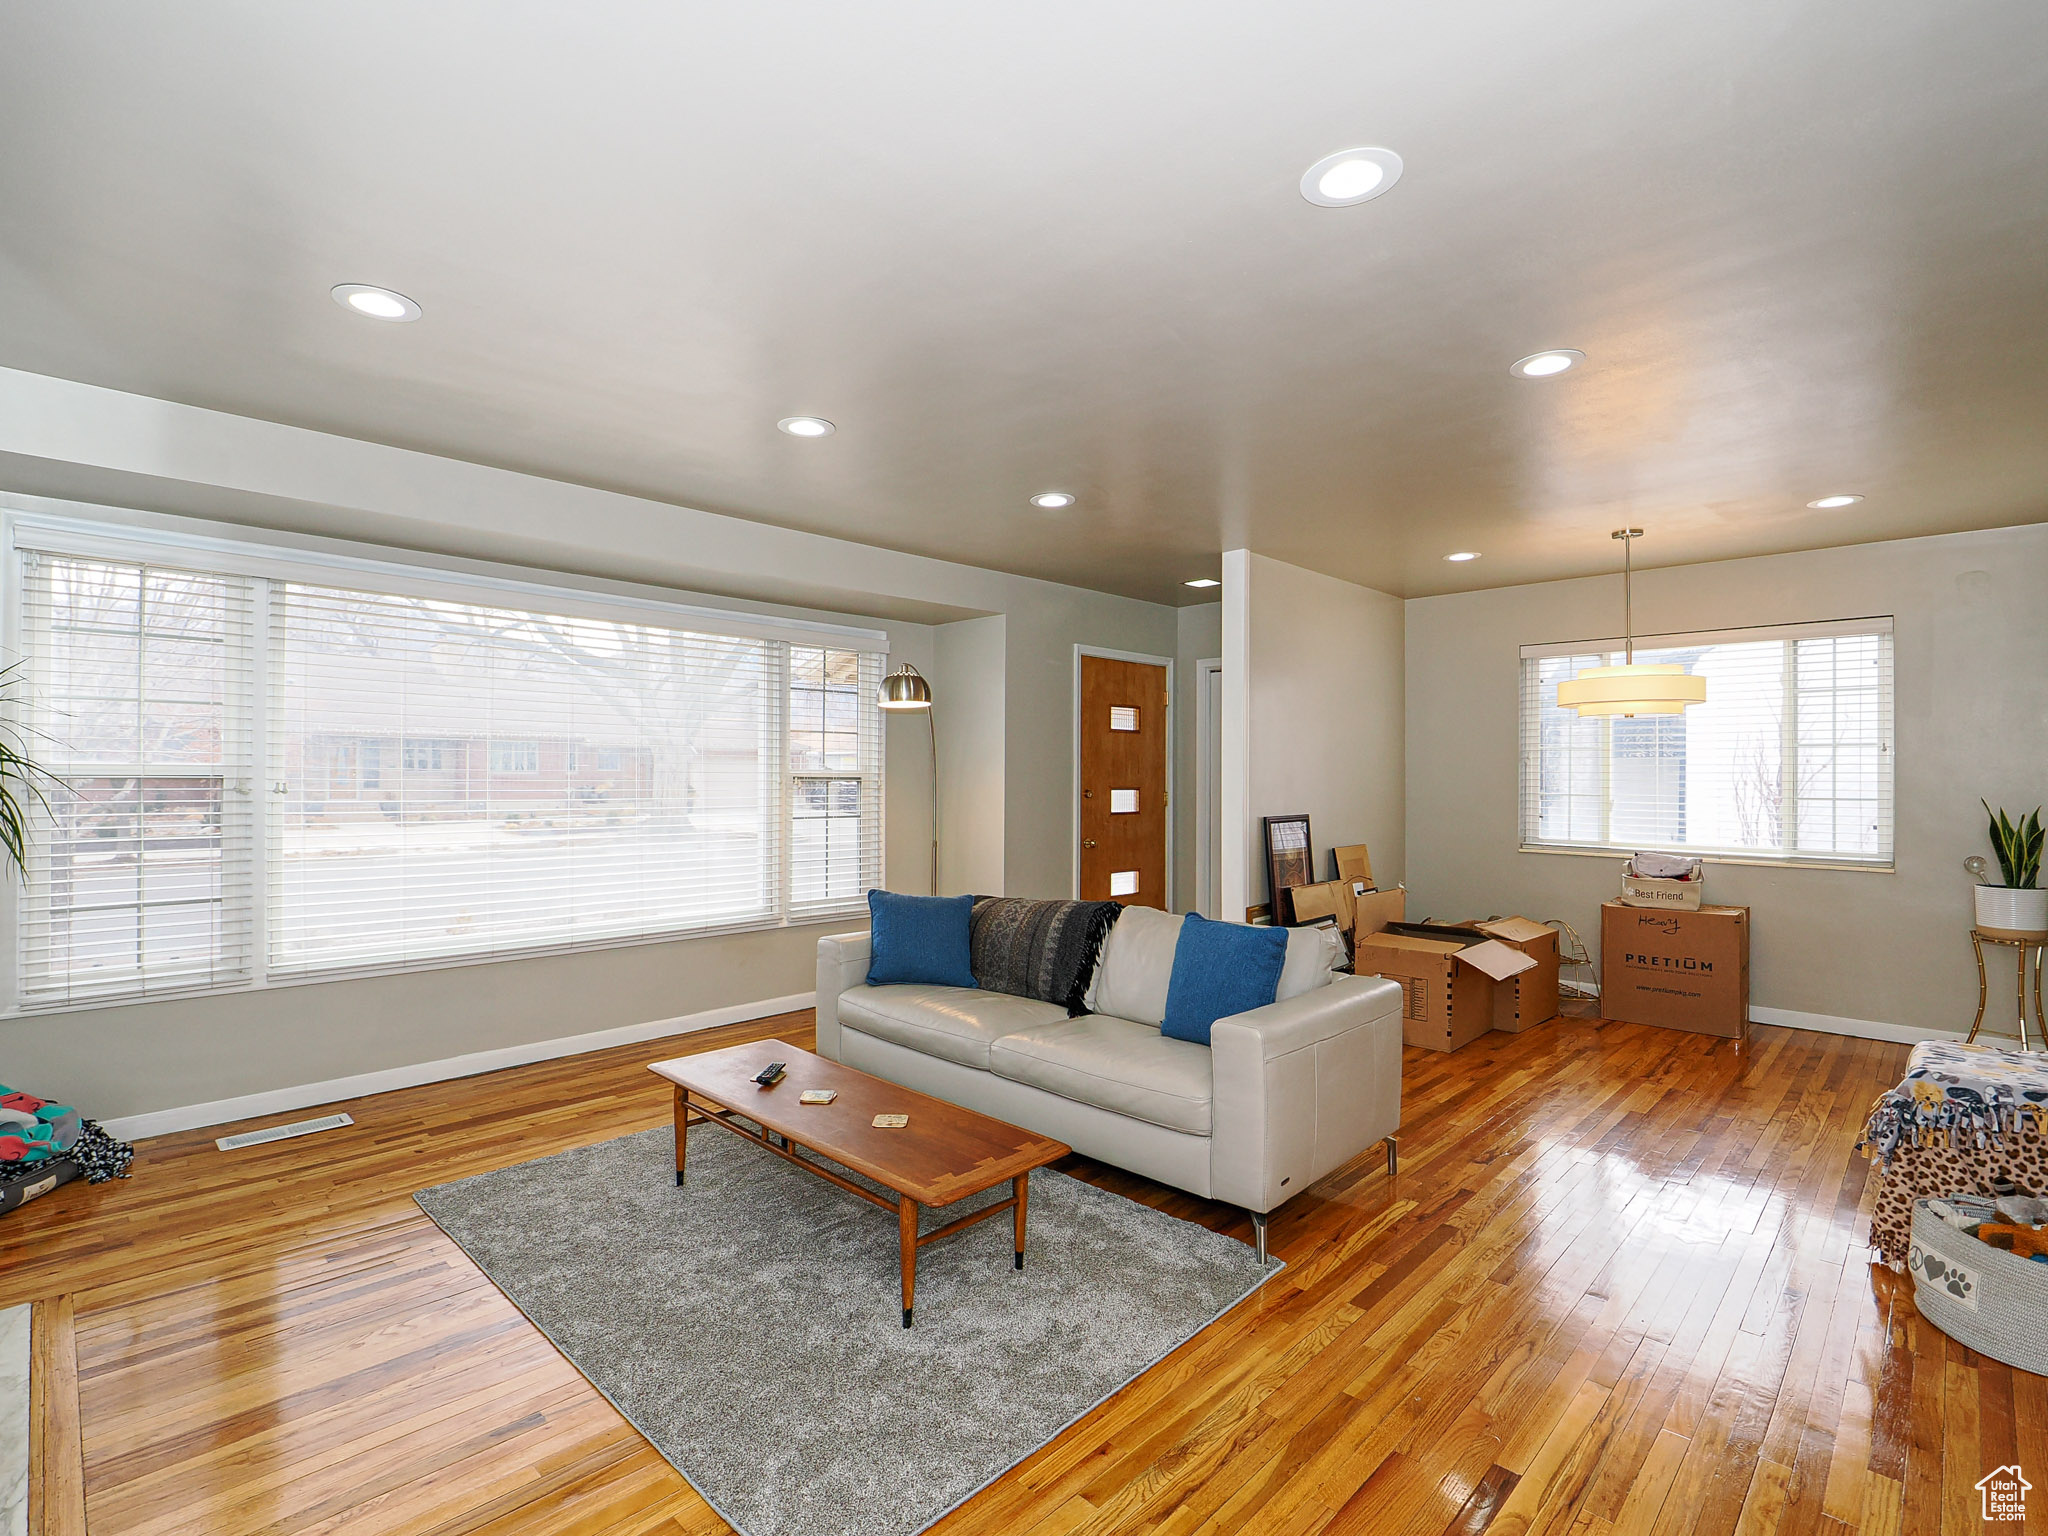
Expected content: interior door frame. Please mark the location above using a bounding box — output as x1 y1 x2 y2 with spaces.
1071 645 1174 903
1194 656 1222 918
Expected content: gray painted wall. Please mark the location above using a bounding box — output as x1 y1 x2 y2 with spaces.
7 922 840 1126
1233 554 1405 916
1174 602 1222 912
882 629 941 897
933 615 1006 896
1403 523 2048 1034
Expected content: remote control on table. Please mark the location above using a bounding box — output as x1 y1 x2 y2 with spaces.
753 1062 787 1086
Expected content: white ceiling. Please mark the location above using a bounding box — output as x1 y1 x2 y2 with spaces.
1 1 2044 603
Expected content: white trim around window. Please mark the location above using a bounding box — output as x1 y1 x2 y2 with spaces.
0 506 892 1015
1518 615 1896 870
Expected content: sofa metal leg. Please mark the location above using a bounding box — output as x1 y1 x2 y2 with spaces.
1384 1134 1398 1178
1250 1211 1269 1265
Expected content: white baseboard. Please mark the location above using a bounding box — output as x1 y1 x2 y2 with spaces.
102 991 816 1143
1748 1005 1969 1046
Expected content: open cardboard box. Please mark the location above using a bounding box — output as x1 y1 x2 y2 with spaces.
1469 917 1561 1030
1352 928 1536 1052
1618 871 1704 911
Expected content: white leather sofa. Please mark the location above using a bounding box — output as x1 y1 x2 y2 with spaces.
815 907 1403 1259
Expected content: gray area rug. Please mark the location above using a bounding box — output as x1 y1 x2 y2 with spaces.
415 1124 1274 1536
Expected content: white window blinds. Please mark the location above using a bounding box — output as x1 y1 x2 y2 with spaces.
1519 619 1894 866
6 522 888 1010
17 553 256 1004
787 646 884 917
267 582 788 977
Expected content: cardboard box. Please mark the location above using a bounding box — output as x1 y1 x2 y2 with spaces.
1288 880 1344 925
1458 939 1540 986
1473 917 1561 1030
1334 844 1373 887
1385 920 1489 943
1288 878 1375 931
1353 931 1532 1051
1355 933 1497 1051
1600 902 1750 1039
1350 886 1406 943
1618 871 1704 910
1334 878 1371 933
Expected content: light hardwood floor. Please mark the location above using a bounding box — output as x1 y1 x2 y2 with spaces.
0 1010 2035 1536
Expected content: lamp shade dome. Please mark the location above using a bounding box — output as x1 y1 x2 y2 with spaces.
878 664 932 710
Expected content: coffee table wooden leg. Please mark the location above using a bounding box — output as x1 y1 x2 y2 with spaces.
673 1087 688 1186
1013 1173 1028 1271
900 1196 918 1328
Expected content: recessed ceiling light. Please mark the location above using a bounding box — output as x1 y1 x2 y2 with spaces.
1030 492 1075 509
777 416 835 438
1807 494 1864 509
1510 350 1583 379
1184 577 1221 588
331 284 420 322
1300 147 1404 207
1443 551 1481 563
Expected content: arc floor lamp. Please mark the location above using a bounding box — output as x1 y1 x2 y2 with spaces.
878 662 939 893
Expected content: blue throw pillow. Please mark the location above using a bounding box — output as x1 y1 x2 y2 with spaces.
866 890 978 989
1160 913 1288 1046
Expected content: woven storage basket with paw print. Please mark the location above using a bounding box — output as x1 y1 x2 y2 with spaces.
1908 1199 2048 1374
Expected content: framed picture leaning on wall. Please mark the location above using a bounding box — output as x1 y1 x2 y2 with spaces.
1263 813 1313 925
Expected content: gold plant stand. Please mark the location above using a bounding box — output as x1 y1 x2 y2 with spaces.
1969 926 2047 1051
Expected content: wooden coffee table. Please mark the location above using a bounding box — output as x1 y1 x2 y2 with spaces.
648 1040 1069 1327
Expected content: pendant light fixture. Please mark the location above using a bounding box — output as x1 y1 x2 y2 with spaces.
1556 529 1707 717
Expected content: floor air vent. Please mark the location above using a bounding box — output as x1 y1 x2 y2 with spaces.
216 1113 354 1151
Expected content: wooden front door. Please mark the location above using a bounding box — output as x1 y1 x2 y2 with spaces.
1078 654 1168 908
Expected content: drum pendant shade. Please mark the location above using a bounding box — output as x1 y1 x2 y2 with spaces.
1559 530 1707 718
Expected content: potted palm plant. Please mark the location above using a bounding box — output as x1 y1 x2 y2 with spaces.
0 662 55 882
1976 802 2047 934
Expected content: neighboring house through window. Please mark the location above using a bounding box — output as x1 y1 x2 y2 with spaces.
490 740 539 774
6 522 889 1009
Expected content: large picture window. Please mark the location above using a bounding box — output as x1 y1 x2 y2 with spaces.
8 530 887 1009
1519 619 1894 867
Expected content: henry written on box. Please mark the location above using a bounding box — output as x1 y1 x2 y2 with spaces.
1600 902 1751 1040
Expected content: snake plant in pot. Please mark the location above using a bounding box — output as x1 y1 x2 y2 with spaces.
1976 802 2047 934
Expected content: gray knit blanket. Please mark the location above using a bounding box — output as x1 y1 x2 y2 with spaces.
969 897 1122 1016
